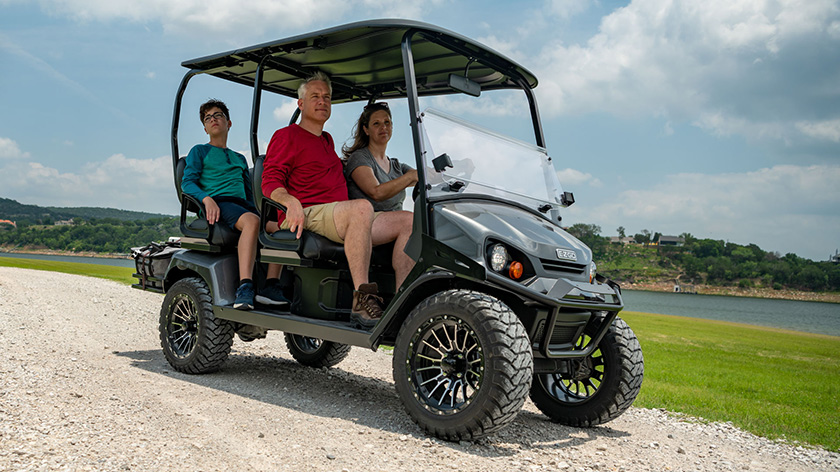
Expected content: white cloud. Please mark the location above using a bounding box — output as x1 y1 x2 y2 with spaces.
22 0 416 39
573 164 840 260
0 137 31 160
145 71 156 79
359 0 445 19
795 119 840 142
557 168 602 188
544 0 594 20
532 0 840 146
273 100 300 123
0 153 177 214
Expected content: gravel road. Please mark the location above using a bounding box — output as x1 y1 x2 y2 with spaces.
1 267 837 472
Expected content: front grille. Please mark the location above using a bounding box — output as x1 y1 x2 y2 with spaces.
533 320 583 348
549 325 580 345
539 258 587 274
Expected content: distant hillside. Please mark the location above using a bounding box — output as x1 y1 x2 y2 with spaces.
0 197 173 225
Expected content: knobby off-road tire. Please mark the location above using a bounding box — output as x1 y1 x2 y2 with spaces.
284 333 351 368
530 313 643 426
393 290 533 441
159 277 234 374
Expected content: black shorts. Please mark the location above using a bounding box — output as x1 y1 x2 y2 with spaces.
213 196 257 229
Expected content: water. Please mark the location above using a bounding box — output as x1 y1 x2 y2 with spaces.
0 251 136 268
622 290 840 337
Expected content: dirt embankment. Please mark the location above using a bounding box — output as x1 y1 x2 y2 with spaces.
1 267 838 471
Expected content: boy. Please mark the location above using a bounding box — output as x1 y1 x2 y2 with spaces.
181 99 288 309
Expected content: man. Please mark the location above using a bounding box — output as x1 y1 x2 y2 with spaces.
261 72 414 329
181 99 289 310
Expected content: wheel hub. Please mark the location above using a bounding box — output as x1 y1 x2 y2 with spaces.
441 352 467 377
571 358 593 381
408 316 483 413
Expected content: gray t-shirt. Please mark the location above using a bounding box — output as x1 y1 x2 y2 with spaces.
344 148 414 212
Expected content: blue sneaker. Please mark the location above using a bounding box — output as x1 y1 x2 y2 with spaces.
234 281 255 310
256 282 291 307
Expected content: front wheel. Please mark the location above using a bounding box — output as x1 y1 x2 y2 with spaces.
284 334 351 368
393 290 533 441
159 277 234 374
530 313 643 426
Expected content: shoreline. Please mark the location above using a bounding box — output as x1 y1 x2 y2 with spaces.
0 248 131 260
623 281 840 304
3 248 838 304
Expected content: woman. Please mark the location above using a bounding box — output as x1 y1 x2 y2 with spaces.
343 102 418 211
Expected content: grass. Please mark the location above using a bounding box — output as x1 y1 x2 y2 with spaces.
0 256 135 285
621 311 840 452
2 257 838 451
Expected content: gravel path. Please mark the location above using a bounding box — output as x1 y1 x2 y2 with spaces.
1 267 837 472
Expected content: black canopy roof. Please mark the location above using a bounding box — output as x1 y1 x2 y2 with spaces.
181 19 539 104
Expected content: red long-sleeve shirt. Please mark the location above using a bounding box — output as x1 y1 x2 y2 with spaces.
262 124 349 223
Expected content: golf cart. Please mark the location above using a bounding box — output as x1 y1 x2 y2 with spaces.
133 19 643 441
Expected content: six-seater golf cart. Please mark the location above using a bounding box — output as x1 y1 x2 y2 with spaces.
133 19 643 441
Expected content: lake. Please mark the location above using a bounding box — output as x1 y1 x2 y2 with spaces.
622 290 840 337
2 251 838 337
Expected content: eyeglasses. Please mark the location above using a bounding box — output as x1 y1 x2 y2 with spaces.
203 112 227 123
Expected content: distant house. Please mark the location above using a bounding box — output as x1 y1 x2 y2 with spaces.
0 219 16 228
608 236 636 245
658 235 685 247
831 251 840 264
54 219 75 226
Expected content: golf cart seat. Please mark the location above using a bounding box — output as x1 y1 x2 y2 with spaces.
253 155 394 269
175 156 241 249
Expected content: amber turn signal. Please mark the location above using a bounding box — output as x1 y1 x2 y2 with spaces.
508 261 524 279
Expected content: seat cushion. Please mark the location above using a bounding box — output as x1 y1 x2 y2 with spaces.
268 229 394 268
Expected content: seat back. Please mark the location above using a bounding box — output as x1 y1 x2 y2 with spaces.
176 156 240 248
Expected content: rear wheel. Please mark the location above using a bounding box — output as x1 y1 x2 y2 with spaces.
284 334 351 368
159 277 234 374
393 290 533 441
530 313 643 426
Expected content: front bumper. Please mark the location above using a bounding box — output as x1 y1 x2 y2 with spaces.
486 271 623 359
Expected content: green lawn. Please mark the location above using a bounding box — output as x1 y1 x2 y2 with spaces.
2 257 838 451
0 256 136 285
621 311 840 452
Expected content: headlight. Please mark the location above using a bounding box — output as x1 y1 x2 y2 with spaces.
589 261 597 283
489 244 509 272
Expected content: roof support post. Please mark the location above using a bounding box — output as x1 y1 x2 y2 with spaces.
519 79 546 149
400 29 430 239
171 69 200 199
250 55 269 166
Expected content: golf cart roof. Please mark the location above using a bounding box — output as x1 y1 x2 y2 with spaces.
181 19 538 104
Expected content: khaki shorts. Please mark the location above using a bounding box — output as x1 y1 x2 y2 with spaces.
280 202 343 243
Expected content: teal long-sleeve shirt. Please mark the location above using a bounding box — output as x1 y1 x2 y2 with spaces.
180 144 254 206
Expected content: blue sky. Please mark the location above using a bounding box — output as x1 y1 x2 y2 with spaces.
1 0 839 261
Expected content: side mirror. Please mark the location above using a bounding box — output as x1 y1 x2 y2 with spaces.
432 153 453 173
448 74 481 97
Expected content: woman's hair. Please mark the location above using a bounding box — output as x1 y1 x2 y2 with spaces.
342 102 391 158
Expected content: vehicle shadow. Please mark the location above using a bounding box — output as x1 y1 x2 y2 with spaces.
117 348 630 457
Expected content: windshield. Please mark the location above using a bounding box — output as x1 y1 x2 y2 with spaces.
419 108 565 212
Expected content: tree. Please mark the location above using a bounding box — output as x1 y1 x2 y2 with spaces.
567 223 607 258
633 229 651 245
616 226 626 238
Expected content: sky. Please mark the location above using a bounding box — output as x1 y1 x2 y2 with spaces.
1 0 839 262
